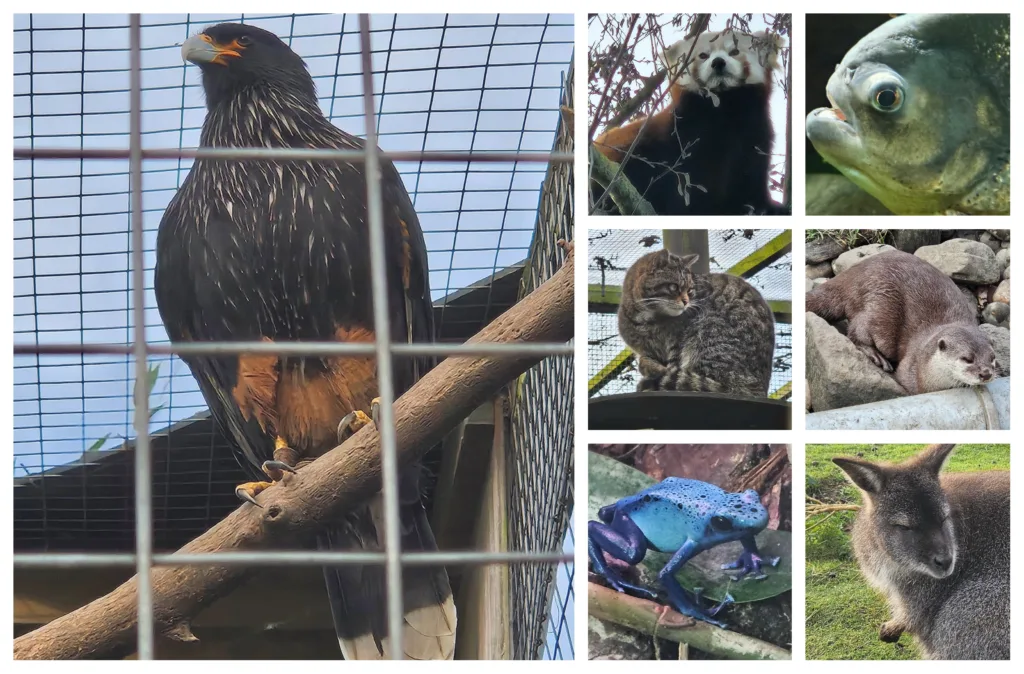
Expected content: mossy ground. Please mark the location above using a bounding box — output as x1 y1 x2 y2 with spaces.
804 444 1010 660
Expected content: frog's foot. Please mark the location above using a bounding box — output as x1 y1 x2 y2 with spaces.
691 588 734 617
722 548 780 581
599 569 658 600
662 582 728 628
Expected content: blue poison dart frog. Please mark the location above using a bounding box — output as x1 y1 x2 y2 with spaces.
588 477 780 628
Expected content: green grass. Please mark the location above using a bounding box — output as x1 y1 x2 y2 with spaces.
804 229 890 247
804 444 1010 660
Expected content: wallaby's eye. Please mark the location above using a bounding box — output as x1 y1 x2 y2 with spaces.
890 521 912 530
699 52 709 60
729 48 740 56
961 356 974 364
710 515 733 531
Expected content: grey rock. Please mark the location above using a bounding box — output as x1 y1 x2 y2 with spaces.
892 229 940 253
988 229 1010 241
979 324 1011 375
959 286 980 315
807 236 847 264
994 279 1010 304
806 260 834 280
1004 264 1010 280
812 277 829 289
978 231 1002 253
915 239 1001 285
806 313 906 412
588 615 653 660
982 301 1010 326
833 243 896 275
805 277 814 294
995 247 1010 273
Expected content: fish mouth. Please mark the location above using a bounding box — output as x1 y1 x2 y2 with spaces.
806 69 862 168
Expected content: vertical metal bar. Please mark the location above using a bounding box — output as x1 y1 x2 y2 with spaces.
128 13 155 661
357 13 404 660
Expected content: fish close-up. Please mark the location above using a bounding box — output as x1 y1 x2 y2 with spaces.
806 14 1009 215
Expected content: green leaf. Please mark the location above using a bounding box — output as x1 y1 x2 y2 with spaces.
146 363 161 396
86 434 112 453
588 450 792 604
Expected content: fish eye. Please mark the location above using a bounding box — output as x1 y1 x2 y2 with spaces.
729 49 739 56
710 515 733 531
872 86 903 112
699 52 709 60
237 35 252 46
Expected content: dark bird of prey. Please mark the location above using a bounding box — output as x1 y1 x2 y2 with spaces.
154 23 456 659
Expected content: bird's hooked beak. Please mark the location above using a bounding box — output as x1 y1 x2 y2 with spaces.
181 33 243 66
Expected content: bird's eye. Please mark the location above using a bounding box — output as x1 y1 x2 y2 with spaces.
729 49 740 56
710 515 733 531
872 86 903 112
237 35 252 46
698 52 709 60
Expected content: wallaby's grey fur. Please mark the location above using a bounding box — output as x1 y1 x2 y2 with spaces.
833 444 1009 660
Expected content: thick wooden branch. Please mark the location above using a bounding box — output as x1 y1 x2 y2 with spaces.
588 583 790 660
14 243 574 660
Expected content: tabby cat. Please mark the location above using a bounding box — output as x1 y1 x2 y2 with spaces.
618 249 775 396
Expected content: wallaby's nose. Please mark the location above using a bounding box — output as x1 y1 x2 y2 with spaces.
979 369 993 381
932 553 953 573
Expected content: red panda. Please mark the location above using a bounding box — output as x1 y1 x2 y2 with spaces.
591 29 787 215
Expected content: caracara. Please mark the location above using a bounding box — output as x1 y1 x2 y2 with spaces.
154 23 455 659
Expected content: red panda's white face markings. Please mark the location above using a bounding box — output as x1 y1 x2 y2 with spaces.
663 30 781 94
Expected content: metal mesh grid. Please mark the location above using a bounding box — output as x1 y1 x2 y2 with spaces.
13 12 574 661
587 228 792 397
508 65 574 657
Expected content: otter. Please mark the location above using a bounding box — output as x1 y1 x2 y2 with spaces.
806 249 998 394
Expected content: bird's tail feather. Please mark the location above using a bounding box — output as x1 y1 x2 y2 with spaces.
319 481 456 660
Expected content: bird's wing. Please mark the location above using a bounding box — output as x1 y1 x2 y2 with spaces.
153 194 274 477
316 147 456 659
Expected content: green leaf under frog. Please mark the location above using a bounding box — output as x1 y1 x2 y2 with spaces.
588 450 792 604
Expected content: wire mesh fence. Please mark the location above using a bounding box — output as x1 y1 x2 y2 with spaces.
508 64 574 657
13 12 574 660
587 228 792 397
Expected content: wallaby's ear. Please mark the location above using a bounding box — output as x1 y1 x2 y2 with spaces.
912 444 956 477
833 457 886 495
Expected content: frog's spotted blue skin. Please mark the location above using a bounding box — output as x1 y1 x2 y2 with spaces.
588 477 781 627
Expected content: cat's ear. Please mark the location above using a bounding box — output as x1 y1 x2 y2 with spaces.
669 252 699 269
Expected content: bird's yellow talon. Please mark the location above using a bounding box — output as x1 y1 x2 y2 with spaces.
235 481 273 507
337 409 373 443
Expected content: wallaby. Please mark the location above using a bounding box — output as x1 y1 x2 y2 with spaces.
832 444 1009 660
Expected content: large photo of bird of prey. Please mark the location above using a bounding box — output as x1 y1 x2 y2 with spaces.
12 13 574 661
